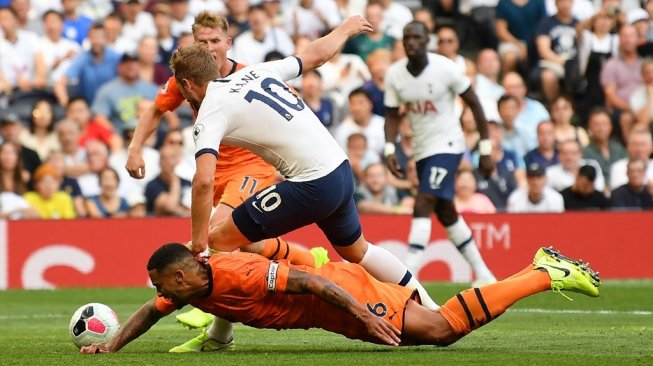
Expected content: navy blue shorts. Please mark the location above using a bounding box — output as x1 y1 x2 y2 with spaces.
232 160 363 247
415 153 463 201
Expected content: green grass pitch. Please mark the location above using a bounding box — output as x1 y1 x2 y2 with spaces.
1 281 652 366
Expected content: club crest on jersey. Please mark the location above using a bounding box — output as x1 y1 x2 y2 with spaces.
406 100 438 115
193 123 205 141
160 80 169 94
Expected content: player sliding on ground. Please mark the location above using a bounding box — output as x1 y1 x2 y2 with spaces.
80 244 600 354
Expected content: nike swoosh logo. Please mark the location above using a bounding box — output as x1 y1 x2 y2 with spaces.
541 263 571 277
251 201 262 213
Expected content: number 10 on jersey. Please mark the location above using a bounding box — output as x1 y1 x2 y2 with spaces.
244 78 305 121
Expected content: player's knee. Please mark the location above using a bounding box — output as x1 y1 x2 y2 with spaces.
435 201 457 226
427 326 460 347
414 194 436 216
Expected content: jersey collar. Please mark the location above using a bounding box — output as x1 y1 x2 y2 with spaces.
202 261 214 298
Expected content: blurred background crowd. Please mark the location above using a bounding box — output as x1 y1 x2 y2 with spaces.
0 0 652 220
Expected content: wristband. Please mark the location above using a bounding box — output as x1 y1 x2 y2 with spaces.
384 142 396 157
478 139 492 156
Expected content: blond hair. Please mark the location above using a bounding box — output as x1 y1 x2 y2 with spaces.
170 44 220 86
192 11 229 35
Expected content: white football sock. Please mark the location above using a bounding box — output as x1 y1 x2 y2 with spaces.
405 217 432 277
358 242 439 310
446 217 494 281
206 317 233 343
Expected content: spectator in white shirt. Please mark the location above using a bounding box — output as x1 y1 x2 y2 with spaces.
11 0 43 34
232 5 294 66
170 0 194 38
546 139 605 192
0 7 46 92
610 129 653 189
39 10 80 86
119 0 156 45
507 162 565 212
102 12 137 55
377 0 413 40
284 0 341 40
335 88 386 157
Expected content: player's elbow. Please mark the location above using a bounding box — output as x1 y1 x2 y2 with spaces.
192 173 214 193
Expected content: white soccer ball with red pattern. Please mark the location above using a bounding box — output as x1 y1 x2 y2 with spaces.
69 303 120 348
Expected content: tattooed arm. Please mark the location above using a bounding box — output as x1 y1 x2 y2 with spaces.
284 268 401 345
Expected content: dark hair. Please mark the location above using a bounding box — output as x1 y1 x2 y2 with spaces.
497 94 519 108
42 9 64 22
30 99 55 134
90 21 105 31
98 167 121 185
587 106 610 122
0 141 27 194
264 50 285 62
304 69 322 79
403 20 429 36
0 6 18 18
348 87 372 102
578 164 597 182
147 243 194 272
66 96 89 110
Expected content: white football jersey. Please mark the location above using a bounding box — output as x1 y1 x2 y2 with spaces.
385 53 471 162
194 57 347 182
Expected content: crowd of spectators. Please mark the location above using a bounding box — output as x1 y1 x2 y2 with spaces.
0 0 652 220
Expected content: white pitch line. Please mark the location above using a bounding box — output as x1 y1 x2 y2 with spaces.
0 313 67 321
509 308 652 316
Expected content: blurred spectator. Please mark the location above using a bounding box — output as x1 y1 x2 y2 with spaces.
354 162 412 214
524 120 559 168
262 0 283 27
502 72 550 150
144 145 190 217
153 3 177 67
11 0 43 34
544 0 594 21
576 8 619 121
549 95 589 147
386 115 414 197
92 53 158 135
224 0 251 39
582 107 627 185
284 0 341 40
561 164 610 210
474 120 526 187
630 8 651 49
507 162 565 212
317 47 370 101
361 49 391 116
56 119 87 178
497 95 529 161
0 112 40 175
475 164 518 211
232 6 294 66
45 150 86 217
137 36 170 86
24 164 76 219
18 99 60 161
55 23 121 106
161 128 194 182
610 158 653 209
190 0 225 16
601 25 641 142
77 139 109 197
495 0 546 74
335 88 385 157
39 10 81 87
127 192 147 217
342 3 396 62
0 141 38 219
102 12 137 55
119 0 156 45
66 97 120 152
454 168 497 214
610 129 653 189
0 7 46 92
535 0 578 103
377 0 412 41
302 70 335 129
413 8 437 52
546 139 605 191
85 167 130 218
475 49 505 103
170 0 194 38
629 59 653 129
346 133 379 185
437 26 472 73
461 107 480 154
61 0 92 45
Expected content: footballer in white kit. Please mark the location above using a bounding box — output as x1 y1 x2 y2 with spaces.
384 21 496 286
172 15 440 311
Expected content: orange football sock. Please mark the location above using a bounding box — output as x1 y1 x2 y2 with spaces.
260 238 316 268
504 264 536 280
440 269 551 335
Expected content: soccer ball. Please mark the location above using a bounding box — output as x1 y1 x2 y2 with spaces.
69 303 120 349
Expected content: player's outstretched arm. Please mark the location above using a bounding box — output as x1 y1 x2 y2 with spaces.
191 153 218 256
297 16 373 72
383 107 404 178
284 268 401 346
80 299 165 354
126 102 167 179
460 88 494 177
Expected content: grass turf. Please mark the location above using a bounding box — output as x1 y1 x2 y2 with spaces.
1 281 652 366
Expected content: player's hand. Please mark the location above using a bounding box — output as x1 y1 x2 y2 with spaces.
339 15 373 37
126 148 146 179
386 154 405 178
478 155 494 178
358 312 401 346
188 240 208 258
80 343 111 354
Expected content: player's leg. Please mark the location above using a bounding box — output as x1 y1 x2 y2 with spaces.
404 192 436 278
435 199 496 286
403 247 601 345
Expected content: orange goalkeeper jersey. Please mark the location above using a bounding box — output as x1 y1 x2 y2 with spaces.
155 252 416 343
